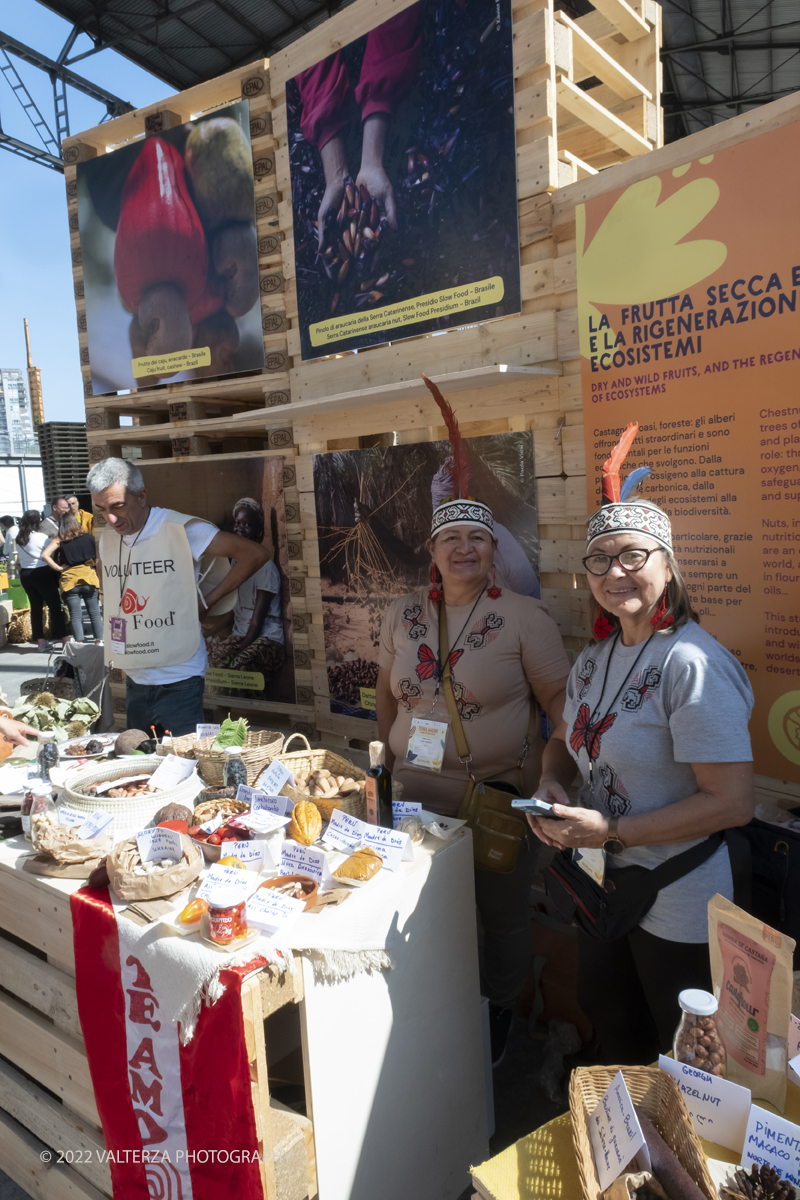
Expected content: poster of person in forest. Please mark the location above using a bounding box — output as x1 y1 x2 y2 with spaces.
314 432 538 721
288 0 520 361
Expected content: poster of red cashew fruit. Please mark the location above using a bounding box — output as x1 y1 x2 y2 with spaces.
77 101 264 394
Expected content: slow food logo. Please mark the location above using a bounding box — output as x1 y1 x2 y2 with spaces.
121 588 149 614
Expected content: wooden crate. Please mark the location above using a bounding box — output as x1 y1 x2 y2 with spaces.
66 0 663 743
0 850 316 1200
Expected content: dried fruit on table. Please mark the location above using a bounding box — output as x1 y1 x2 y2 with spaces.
154 803 193 826
287 800 322 846
334 848 383 882
178 898 209 924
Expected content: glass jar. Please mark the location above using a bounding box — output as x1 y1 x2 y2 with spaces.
21 777 44 841
36 732 59 783
223 746 247 792
673 989 727 1077
207 885 248 946
30 783 57 850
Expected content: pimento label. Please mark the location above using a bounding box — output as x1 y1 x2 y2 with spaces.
716 920 775 1075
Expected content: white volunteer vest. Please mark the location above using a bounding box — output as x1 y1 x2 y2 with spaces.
100 511 201 671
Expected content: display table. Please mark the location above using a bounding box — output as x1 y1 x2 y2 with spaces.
0 825 488 1200
470 1079 800 1200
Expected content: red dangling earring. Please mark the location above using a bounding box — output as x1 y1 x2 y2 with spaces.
651 585 674 630
593 607 613 640
428 563 443 603
486 564 502 599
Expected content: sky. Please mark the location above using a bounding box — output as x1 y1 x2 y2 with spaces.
0 2 174 422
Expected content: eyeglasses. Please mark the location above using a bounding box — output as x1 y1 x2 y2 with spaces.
582 547 664 576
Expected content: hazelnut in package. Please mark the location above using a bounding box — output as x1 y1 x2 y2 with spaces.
708 893 795 1111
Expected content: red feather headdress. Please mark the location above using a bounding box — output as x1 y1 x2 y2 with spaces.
601 422 638 504
421 372 471 499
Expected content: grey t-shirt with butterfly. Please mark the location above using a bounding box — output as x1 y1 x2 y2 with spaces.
563 622 754 943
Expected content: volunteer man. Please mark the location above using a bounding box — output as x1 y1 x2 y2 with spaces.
67 495 93 534
87 458 268 734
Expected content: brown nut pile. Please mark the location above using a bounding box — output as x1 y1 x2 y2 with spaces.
86 782 155 798
728 1165 796 1200
675 1012 727 1076
292 767 366 801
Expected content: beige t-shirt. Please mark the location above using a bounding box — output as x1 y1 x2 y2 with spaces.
378 587 571 816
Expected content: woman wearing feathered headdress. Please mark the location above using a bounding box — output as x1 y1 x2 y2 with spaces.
376 377 573 1066
525 423 755 1066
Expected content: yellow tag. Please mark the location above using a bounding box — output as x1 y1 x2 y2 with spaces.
309 277 504 346
359 688 377 711
131 346 211 377
205 667 265 690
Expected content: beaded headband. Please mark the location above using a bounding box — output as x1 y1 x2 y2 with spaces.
431 498 494 536
587 422 672 551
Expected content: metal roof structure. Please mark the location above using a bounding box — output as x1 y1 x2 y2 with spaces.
1 1 799 170
660 0 800 140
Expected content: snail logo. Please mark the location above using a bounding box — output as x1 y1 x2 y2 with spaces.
144 1160 184 1200
121 588 149 614
768 691 800 767
732 956 750 991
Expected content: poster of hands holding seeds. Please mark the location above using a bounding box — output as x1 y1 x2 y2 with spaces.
288 0 521 361
314 433 539 722
77 101 264 394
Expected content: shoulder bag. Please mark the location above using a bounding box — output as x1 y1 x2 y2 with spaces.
438 598 535 874
544 833 726 941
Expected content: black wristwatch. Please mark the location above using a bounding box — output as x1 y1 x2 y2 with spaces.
603 816 626 856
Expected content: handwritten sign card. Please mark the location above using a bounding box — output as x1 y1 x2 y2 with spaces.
246 890 305 936
221 839 274 871
588 1071 649 1192
234 811 289 836
136 826 184 863
196 723 220 740
76 809 113 840
58 805 87 828
258 759 294 796
279 840 331 886
658 1056 751 1153
742 1106 800 1187
149 753 195 792
195 864 260 901
199 814 224 834
392 800 422 829
361 824 413 871
324 809 368 853
235 783 292 816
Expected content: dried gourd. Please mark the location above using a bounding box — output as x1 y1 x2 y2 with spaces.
153 803 193 826
287 800 322 846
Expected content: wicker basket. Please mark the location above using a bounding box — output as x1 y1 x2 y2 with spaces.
193 729 284 785
60 759 201 845
155 733 198 759
262 734 403 823
569 1066 716 1200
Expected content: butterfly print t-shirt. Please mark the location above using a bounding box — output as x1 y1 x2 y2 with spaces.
379 586 571 816
564 622 754 943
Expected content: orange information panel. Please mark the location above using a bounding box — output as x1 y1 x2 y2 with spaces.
578 122 800 782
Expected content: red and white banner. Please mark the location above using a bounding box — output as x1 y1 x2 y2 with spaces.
71 886 265 1200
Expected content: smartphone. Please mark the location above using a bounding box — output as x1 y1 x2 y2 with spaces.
511 798 565 820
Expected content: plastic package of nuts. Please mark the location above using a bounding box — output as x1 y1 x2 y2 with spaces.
673 988 727 1077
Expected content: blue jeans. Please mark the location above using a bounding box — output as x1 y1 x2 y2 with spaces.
125 674 206 737
64 583 103 641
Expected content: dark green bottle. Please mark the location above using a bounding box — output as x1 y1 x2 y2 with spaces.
365 741 393 829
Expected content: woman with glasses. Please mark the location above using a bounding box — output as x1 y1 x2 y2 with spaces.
525 424 754 1065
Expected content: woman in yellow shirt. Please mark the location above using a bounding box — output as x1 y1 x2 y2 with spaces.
41 516 103 643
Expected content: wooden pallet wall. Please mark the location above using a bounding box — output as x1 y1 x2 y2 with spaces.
67 0 662 741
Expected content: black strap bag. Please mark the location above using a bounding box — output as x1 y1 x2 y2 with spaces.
544 831 724 941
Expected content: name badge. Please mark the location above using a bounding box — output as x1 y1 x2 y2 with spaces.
405 717 449 773
110 616 126 654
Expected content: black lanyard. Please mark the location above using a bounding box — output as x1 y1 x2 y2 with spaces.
584 630 653 791
432 589 484 700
